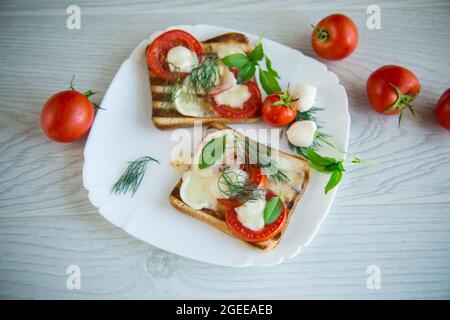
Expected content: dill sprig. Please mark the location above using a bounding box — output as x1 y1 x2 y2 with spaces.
162 64 183 107
187 56 220 96
287 131 332 158
296 106 322 122
284 107 335 158
112 156 159 196
233 135 290 184
163 56 219 108
269 169 290 184
218 167 265 202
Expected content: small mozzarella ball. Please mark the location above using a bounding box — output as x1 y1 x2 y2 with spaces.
166 46 198 73
286 120 317 147
290 84 317 112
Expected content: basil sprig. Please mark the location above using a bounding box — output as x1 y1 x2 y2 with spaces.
306 148 369 194
221 35 281 95
305 148 346 194
199 135 226 169
263 194 283 225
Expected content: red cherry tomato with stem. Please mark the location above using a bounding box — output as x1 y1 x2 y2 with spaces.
311 13 359 60
367 65 421 125
261 91 297 127
41 89 95 143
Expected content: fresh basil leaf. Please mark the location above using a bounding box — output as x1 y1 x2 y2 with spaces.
265 55 280 79
325 170 342 194
324 163 341 172
221 53 249 69
199 135 226 169
308 162 328 173
250 42 264 62
264 195 282 225
324 161 345 173
306 148 336 167
259 69 281 95
237 63 256 84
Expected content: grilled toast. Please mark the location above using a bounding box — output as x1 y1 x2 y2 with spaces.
149 32 261 130
169 122 311 250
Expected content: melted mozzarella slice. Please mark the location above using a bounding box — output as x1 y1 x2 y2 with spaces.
290 84 317 112
174 88 209 117
180 161 247 210
269 155 308 202
286 120 317 147
209 63 237 95
235 199 266 231
180 171 220 210
213 84 251 108
167 46 198 73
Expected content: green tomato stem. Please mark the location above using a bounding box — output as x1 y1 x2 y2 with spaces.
383 83 418 126
311 24 329 41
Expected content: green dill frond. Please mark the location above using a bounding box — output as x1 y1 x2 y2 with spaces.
187 56 220 96
218 167 265 202
286 131 330 158
285 107 337 158
270 170 290 184
295 107 322 122
162 56 219 109
112 156 159 196
162 64 183 108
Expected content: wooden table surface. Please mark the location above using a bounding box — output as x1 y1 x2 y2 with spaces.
1 0 449 299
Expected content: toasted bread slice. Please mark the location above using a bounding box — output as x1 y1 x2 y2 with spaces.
169 122 311 251
149 32 260 130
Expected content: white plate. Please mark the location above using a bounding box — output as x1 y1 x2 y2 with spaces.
82 24 349 267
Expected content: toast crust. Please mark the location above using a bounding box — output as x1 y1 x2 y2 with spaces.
168 122 310 251
148 32 260 130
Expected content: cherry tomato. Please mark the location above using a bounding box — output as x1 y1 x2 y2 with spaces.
213 81 262 119
435 88 450 130
146 29 203 81
311 13 359 60
261 92 296 127
41 90 95 143
226 191 286 243
217 164 268 209
367 65 421 123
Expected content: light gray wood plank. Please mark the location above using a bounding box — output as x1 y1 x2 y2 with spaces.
1 0 448 15
0 0 449 299
1 205 449 299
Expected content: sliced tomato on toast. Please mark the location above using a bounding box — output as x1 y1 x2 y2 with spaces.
212 81 262 119
226 191 286 243
146 29 203 81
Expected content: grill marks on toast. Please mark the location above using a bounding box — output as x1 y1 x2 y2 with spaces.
202 32 249 44
149 32 259 129
168 122 311 251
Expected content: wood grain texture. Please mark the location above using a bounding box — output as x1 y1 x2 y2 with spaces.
0 0 449 299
